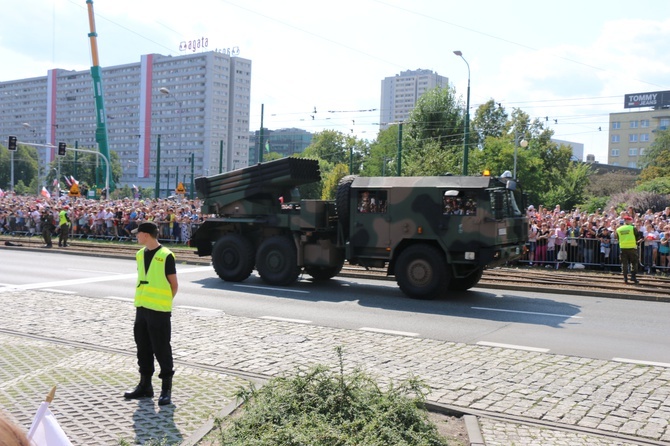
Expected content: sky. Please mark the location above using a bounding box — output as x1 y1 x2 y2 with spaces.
1 0 669 164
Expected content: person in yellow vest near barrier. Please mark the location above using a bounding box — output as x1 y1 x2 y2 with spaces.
57 206 71 247
124 222 178 406
615 215 642 285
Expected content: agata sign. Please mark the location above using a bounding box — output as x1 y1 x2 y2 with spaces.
179 37 209 53
624 90 670 109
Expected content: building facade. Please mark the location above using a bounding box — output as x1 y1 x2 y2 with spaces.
248 128 313 164
379 69 448 129
607 91 670 168
0 51 251 195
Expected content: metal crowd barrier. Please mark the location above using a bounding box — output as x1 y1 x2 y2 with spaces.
520 236 669 274
2 220 202 246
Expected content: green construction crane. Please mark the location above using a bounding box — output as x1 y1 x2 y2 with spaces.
86 0 114 196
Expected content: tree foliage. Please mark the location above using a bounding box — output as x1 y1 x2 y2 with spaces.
639 128 670 182
0 144 39 191
362 125 400 177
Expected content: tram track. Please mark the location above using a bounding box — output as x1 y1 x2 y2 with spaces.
0 326 665 446
2 234 669 302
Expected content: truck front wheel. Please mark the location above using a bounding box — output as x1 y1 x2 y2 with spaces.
212 234 255 282
395 245 449 300
448 268 484 291
256 235 301 286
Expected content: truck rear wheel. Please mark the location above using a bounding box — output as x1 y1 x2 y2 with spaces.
448 268 483 291
305 263 343 281
395 245 449 300
212 234 255 282
256 235 301 286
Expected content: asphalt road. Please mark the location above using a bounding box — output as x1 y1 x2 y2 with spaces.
2 248 669 367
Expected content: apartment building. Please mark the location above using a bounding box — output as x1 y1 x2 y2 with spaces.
607 90 670 168
380 69 448 129
0 51 251 195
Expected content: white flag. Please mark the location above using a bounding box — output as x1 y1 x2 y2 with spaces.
27 402 73 446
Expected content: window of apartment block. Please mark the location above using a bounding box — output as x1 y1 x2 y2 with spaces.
611 149 619 157
611 134 620 143
630 120 638 128
640 119 650 128
640 133 650 142
627 161 638 168
628 148 638 156
612 121 621 129
639 148 645 156
629 134 638 142
661 118 670 129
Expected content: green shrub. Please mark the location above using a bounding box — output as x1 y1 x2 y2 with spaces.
214 347 448 446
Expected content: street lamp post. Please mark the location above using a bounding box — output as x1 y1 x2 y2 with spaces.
453 51 470 176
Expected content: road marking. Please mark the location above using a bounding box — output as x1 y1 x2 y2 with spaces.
472 306 583 319
0 266 213 293
613 358 670 368
41 288 77 294
359 327 419 337
477 341 550 353
233 284 310 294
261 316 312 324
68 268 125 275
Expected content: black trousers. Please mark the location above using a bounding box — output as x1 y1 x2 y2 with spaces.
133 306 174 379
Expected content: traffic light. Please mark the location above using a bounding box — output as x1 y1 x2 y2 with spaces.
8 136 17 151
58 142 66 156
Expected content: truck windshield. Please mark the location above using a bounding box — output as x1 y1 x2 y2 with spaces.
489 189 523 218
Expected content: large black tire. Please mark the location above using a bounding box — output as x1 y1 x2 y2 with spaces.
448 268 483 291
256 235 301 286
336 175 356 239
211 234 255 282
305 263 344 281
395 245 450 300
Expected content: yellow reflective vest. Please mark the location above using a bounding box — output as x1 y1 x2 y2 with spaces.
616 224 637 249
135 246 174 312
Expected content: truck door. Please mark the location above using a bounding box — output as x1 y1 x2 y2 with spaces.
350 189 390 257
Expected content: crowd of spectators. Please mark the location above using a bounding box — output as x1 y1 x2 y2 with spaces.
2 190 670 274
524 204 670 274
0 191 204 245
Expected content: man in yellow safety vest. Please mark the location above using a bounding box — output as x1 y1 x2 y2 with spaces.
123 221 178 405
615 215 641 285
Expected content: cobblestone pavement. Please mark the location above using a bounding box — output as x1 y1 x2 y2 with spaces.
0 290 668 445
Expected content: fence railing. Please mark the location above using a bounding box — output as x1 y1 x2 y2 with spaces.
0 219 202 245
520 236 669 274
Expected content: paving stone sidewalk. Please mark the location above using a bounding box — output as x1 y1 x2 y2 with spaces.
0 290 668 445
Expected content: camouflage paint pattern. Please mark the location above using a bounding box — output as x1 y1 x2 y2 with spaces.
191 157 528 294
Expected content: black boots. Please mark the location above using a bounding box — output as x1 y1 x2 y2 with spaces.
124 375 154 399
158 377 172 406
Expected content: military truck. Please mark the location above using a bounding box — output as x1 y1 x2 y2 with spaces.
191 157 528 299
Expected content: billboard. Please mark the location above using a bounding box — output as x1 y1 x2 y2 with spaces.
624 90 670 109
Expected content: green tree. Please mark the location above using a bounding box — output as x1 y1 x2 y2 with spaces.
0 144 39 191
362 125 401 176
401 86 465 175
471 99 508 146
321 163 349 200
639 128 670 182
46 150 121 192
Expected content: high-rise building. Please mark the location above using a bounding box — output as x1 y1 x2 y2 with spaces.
0 51 251 195
607 91 670 168
379 69 448 129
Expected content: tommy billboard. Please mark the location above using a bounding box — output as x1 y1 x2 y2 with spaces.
624 90 670 109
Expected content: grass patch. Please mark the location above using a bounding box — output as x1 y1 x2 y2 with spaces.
208 347 449 446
